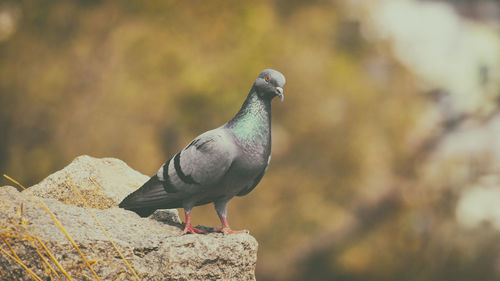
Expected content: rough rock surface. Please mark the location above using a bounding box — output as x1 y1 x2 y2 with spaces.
25 155 150 209
0 156 258 281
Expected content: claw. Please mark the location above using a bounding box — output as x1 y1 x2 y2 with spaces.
212 227 248 235
182 210 205 235
182 223 206 234
214 215 248 235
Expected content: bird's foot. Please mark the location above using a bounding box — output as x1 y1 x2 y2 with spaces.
212 227 248 235
182 223 206 235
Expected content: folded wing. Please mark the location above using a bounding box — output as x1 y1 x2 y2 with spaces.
119 128 238 215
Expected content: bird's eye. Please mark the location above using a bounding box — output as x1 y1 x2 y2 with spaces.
265 75 270 82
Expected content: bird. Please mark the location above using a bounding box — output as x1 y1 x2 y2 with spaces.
119 69 285 234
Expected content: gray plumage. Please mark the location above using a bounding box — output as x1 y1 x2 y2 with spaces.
119 69 285 233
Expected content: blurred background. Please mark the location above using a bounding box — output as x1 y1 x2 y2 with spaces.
1 0 500 280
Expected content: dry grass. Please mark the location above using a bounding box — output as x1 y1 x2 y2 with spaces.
0 212 73 281
69 178 141 281
1 174 142 281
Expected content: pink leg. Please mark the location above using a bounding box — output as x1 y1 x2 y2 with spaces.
182 211 206 234
213 214 247 235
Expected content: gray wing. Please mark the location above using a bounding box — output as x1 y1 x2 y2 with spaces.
119 128 238 215
157 128 238 194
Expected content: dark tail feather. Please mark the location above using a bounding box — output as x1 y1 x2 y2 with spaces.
119 190 159 217
119 175 181 217
123 207 157 217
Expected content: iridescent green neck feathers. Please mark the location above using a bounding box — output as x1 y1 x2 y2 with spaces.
226 90 271 143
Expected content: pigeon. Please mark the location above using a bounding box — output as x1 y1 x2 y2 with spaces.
119 69 285 234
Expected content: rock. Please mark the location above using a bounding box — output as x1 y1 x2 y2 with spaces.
0 156 258 281
25 155 150 209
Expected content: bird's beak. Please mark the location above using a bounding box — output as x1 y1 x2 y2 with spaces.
275 87 284 102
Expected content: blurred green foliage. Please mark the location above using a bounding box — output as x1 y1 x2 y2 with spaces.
1 1 499 280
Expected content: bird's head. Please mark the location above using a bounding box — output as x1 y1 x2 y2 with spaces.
254 69 286 102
